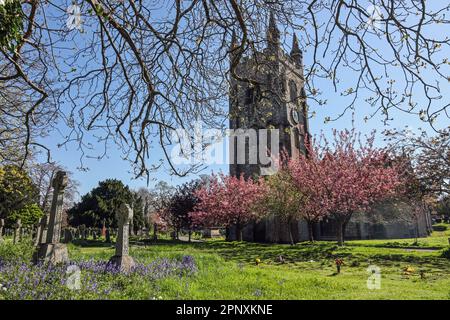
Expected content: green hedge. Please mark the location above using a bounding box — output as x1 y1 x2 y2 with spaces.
432 223 448 232
441 246 450 260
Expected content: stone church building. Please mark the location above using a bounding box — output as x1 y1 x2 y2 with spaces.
228 13 432 243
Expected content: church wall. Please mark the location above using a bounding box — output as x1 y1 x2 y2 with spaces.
297 219 310 242
314 201 432 241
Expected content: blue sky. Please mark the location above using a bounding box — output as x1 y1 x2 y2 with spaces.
38 2 450 198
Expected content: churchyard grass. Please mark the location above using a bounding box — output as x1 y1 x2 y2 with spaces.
1 228 449 300
346 226 450 249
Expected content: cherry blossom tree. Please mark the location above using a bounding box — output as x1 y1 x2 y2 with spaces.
288 149 329 242
291 130 403 245
327 130 404 245
190 173 267 241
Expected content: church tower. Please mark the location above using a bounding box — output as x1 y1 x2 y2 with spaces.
229 11 309 179
228 12 309 243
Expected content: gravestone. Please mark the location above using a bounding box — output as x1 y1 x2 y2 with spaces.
105 228 111 243
34 171 69 264
35 215 48 247
107 203 135 272
0 219 4 242
13 219 21 244
63 228 74 243
79 225 87 240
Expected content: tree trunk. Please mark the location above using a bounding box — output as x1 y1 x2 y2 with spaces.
336 219 344 246
336 214 351 246
153 223 158 240
307 221 314 242
236 223 242 241
188 230 192 242
414 218 419 244
105 222 111 243
225 227 231 241
288 220 294 246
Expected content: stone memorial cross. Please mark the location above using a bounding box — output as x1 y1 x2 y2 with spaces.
107 203 135 272
34 171 69 264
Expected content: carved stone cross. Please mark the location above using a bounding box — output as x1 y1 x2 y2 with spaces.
108 203 135 272
33 171 69 265
35 215 48 247
46 171 68 244
116 203 132 256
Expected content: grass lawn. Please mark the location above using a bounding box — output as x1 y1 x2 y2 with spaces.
67 232 450 300
1 227 449 300
346 226 450 249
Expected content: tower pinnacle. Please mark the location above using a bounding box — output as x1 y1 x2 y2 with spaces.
267 10 280 48
290 33 302 66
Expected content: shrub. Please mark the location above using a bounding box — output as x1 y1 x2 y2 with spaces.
0 240 34 263
441 247 450 260
432 223 448 232
9 203 44 226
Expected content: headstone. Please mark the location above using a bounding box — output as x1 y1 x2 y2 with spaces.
107 203 135 272
79 225 87 240
34 171 69 264
0 219 4 242
36 215 49 247
63 228 73 243
13 219 21 244
34 215 47 247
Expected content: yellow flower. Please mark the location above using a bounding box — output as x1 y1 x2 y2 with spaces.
255 258 261 265
404 266 415 273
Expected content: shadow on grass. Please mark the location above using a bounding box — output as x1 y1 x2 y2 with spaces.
71 239 114 248
151 240 343 265
69 238 450 271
